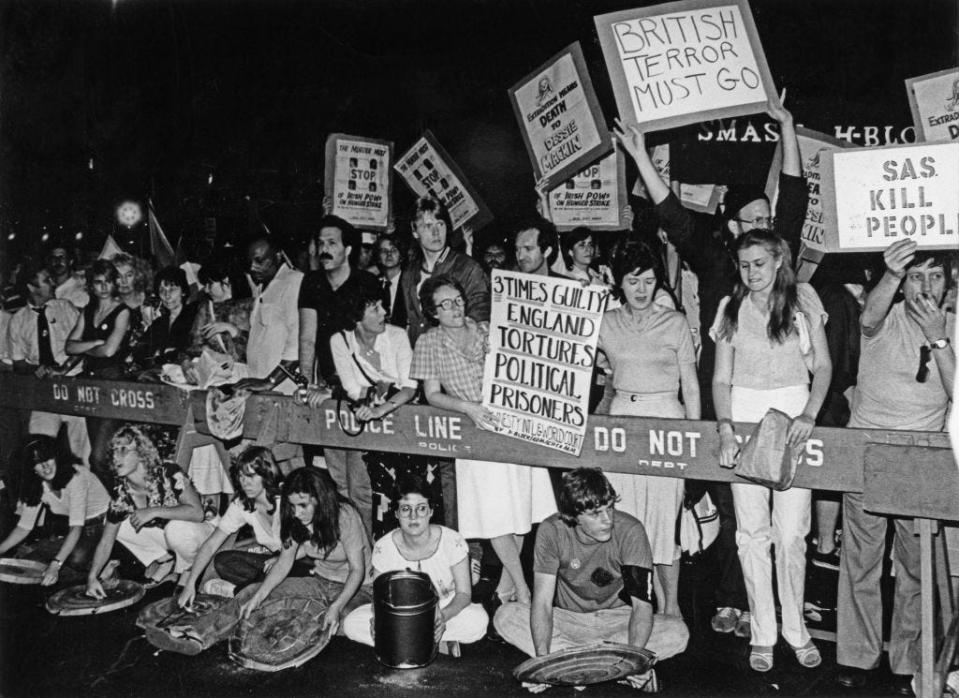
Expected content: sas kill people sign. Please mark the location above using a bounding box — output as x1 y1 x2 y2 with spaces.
324 133 393 231
482 269 608 456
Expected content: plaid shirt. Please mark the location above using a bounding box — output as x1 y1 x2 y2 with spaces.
410 318 488 403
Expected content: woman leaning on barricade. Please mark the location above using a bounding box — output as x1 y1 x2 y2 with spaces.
409 274 555 610
0 435 110 587
711 229 832 672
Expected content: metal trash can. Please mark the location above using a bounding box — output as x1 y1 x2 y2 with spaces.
373 569 438 668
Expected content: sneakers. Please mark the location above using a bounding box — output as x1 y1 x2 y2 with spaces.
734 611 752 639
812 548 841 571
201 578 236 598
711 607 740 634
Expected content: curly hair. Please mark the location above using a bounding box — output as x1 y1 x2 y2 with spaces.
109 424 162 474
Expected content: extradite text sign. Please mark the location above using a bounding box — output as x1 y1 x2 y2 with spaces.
324 133 393 231
821 141 959 252
905 67 959 143
594 0 776 133
394 130 493 232
481 269 608 456
548 150 627 231
508 42 611 187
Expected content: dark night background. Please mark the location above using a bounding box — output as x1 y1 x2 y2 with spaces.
0 0 956 266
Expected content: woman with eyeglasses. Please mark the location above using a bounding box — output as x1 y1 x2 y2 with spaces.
410 274 555 609
84 425 213 596
343 473 488 650
712 229 831 672
0 435 110 586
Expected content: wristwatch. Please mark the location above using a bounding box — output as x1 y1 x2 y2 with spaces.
930 337 951 350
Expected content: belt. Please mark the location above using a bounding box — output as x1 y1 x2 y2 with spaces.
614 390 675 403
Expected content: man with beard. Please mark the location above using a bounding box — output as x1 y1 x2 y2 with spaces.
298 215 382 536
47 245 89 309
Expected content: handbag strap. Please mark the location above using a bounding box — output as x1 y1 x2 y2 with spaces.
344 331 380 387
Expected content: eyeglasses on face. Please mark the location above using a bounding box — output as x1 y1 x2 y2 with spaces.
397 503 432 518
736 216 775 228
916 344 932 383
436 296 465 311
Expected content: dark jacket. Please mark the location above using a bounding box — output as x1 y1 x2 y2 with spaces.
401 248 490 346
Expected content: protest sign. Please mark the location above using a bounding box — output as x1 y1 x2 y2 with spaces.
394 130 493 231
547 150 627 230
764 127 852 254
482 270 608 456
820 141 959 252
905 68 959 143
594 0 776 133
508 42 611 187
632 143 671 200
324 134 393 231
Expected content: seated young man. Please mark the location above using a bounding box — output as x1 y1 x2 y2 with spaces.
494 468 688 693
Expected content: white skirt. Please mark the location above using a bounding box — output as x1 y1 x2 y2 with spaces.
455 460 556 539
608 392 685 565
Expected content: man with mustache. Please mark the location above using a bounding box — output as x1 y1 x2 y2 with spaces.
298 214 382 536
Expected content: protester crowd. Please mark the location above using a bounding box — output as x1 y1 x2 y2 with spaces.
0 99 955 695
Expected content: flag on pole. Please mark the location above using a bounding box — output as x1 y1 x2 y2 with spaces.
98 234 124 260
148 199 176 268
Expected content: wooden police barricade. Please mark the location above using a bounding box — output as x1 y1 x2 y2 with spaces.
0 374 956 697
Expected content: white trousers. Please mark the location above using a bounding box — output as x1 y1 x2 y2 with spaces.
116 519 215 573
29 411 91 467
342 602 488 646
730 384 811 648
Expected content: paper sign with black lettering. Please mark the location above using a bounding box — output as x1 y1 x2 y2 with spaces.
547 150 627 230
764 127 852 254
324 134 393 231
482 269 608 456
820 142 959 252
594 0 776 133
508 42 611 188
394 130 493 231
906 68 959 143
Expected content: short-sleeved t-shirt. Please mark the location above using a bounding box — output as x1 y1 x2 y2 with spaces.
218 496 282 552
107 461 190 529
712 283 827 390
598 306 696 394
850 302 955 431
534 511 653 613
18 467 110 529
297 268 382 383
372 525 468 607
298 504 372 585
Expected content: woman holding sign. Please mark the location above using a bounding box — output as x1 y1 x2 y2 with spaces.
596 241 699 619
712 230 831 672
410 274 555 609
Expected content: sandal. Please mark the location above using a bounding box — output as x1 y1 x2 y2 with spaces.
789 640 822 668
470 556 481 586
749 645 774 672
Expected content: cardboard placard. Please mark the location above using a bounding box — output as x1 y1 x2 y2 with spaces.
547 150 627 231
324 134 393 231
508 42 612 187
905 67 959 143
821 141 959 252
594 0 776 133
764 127 853 254
482 270 608 456
394 130 493 231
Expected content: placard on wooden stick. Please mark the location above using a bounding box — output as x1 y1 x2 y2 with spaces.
324 133 393 231
548 149 627 231
394 130 493 232
820 141 959 252
905 67 959 143
508 42 612 189
594 0 776 133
